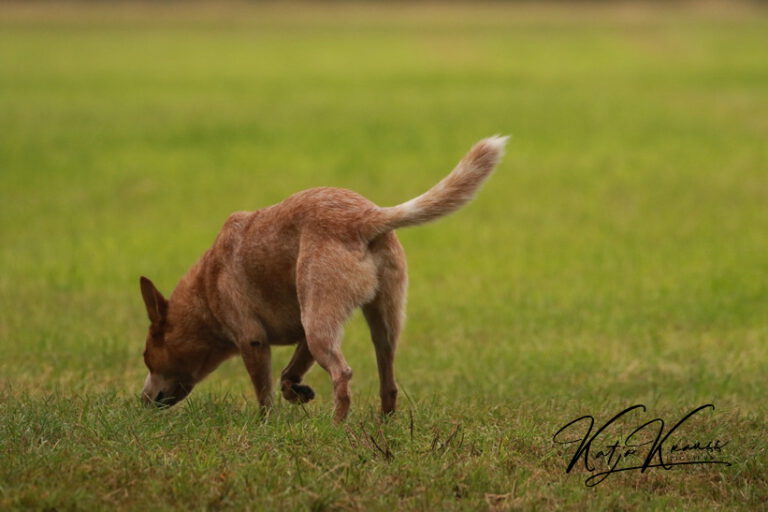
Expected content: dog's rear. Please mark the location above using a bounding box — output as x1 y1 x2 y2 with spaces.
295 136 508 421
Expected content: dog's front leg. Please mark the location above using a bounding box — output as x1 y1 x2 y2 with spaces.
219 293 273 409
234 317 272 409
239 335 273 410
280 339 316 404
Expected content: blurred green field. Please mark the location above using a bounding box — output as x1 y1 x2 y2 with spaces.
1 1 767 510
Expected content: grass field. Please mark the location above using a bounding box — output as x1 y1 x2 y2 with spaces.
1 1 767 510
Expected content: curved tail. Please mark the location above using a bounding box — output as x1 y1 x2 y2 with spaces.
367 135 508 237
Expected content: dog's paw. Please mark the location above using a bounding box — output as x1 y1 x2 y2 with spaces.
282 382 315 404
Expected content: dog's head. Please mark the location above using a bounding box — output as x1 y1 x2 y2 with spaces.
138 276 198 408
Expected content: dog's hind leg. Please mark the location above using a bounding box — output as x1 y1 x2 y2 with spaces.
363 234 407 417
280 340 316 404
297 239 377 423
299 302 352 422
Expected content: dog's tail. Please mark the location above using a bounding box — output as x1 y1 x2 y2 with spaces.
366 136 508 238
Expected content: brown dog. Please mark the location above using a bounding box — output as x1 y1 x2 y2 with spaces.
139 136 507 421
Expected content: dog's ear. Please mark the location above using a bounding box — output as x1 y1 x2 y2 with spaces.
140 276 168 326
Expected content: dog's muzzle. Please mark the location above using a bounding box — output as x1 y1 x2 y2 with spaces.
141 373 192 408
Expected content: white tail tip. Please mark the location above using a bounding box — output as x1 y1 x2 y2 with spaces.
482 135 510 157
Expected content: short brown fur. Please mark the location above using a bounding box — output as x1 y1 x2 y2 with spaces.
139 136 507 422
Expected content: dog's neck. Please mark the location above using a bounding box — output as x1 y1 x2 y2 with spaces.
168 254 233 349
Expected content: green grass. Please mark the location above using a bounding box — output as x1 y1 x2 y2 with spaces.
1 1 767 510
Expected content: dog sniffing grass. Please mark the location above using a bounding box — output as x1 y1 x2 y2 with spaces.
139 137 505 421
1 2 767 511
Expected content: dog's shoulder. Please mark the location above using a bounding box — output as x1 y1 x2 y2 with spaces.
214 210 252 247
